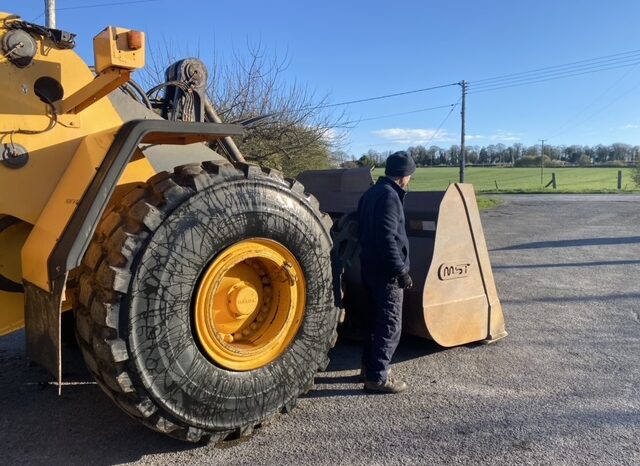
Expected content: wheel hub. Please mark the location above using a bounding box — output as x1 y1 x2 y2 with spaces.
227 282 259 318
193 238 306 371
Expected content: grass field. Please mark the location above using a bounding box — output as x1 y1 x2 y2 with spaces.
373 167 638 193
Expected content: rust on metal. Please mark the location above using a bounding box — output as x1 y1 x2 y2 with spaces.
299 167 507 347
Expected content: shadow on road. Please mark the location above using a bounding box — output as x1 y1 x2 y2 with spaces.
1 330 446 457
306 334 444 399
494 259 640 270
503 291 640 305
0 332 199 465
494 235 640 251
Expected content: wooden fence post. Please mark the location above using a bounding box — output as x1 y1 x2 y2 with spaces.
618 170 622 190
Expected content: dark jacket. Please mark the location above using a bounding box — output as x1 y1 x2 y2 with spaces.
357 176 410 281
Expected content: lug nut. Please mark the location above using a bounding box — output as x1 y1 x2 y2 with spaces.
223 334 234 343
250 323 258 330
242 328 251 337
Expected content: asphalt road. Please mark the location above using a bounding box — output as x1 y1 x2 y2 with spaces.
1 194 639 465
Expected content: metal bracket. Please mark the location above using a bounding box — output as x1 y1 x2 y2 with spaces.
54 67 132 115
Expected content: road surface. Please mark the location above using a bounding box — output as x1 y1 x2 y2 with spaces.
1 194 638 465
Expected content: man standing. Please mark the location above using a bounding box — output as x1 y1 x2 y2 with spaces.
357 151 415 394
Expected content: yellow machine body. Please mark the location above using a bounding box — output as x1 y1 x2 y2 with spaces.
0 12 155 336
0 218 30 335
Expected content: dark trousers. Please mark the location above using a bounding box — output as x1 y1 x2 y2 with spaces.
361 273 404 384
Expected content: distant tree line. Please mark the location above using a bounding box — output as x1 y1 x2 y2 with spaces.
345 143 640 169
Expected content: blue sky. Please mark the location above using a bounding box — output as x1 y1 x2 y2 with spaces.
8 1 640 156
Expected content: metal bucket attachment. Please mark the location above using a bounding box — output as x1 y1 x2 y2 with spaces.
298 168 507 347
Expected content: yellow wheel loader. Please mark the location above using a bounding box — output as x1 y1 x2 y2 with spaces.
0 13 505 443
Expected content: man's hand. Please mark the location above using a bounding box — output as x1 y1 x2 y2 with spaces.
396 272 413 289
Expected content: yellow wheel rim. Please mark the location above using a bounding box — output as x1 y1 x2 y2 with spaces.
193 238 306 371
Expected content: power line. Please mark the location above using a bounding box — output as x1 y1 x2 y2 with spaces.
545 64 640 140
348 101 461 152
467 59 640 94
467 48 640 94
343 103 456 125
546 76 640 141
469 59 640 92
324 48 640 111
52 0 160 10
31 0 161 22
423 98 461 145
471 48 640 85
317 82 458 109
20 7 639 145
468 56 640 91
463 48 640 143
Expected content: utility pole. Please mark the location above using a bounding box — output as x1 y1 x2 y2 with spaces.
44 0 56 29
459 80 467 183
540 139 545 185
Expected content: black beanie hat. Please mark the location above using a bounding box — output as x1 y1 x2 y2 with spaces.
385 151 416 177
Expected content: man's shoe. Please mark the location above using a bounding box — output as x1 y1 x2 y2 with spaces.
364 376 407 394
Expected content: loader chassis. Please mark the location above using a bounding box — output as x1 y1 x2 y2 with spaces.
0 13 339 441
0 11 505 443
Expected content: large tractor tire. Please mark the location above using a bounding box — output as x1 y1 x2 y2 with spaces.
74 161 338 442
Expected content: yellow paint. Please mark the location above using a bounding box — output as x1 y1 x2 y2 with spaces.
0 219 29 284
0 12 157 292
0 219 29 336
0 214 74 335
0 13 127 227
119 155 156 185
21 129 116 290
0 291 24 336
194 239 306 371
94 26 145 73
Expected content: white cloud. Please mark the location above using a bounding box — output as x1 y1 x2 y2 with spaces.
621 124 639 130
369 128 523 145
371 128 455 144
489 130 521 142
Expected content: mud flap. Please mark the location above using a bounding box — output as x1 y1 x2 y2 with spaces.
24 275 66 394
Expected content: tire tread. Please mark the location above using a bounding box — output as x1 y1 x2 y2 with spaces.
74 161 337 443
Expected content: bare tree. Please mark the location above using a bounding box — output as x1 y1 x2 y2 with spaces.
210 44 349 175
140 41 349 176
